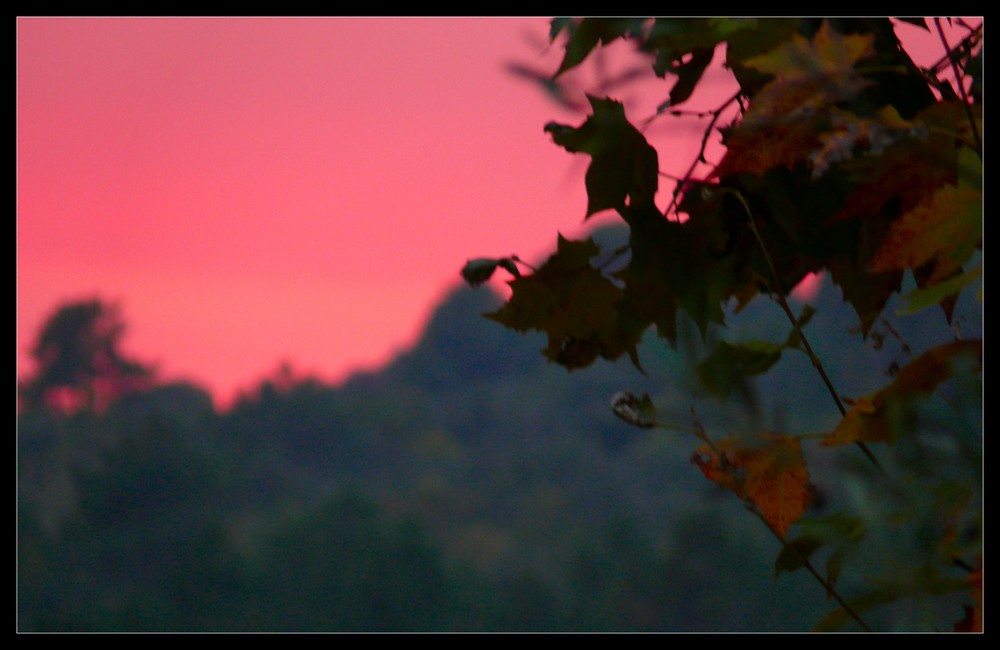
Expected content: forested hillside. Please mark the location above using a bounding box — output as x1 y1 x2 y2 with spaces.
18 229 980 630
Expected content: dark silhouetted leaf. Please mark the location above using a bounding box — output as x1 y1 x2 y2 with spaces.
460 257 521 287
545 96 659 217
486 235 643 371
663 47 714 107
553 18 647 77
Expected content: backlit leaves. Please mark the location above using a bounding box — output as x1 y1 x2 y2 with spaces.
821 339 982 447
692 433 813 538
714 21 876 177
476 17 982 631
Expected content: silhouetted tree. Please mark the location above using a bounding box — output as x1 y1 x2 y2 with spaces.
19 299 152 414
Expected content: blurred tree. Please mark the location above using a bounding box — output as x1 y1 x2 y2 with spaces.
19 299 153 414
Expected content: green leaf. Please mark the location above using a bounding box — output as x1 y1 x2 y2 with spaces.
545 96 659 217
742 20 875 79
897 265 981 316
774 536 823 576
776 512 866 581
814 568 969 631
697 340 784 400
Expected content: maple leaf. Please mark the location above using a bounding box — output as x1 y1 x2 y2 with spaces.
692 433 814 538
742 20 875 81
821 339 982 447
868 147 982 285
713 21 875 177
832 101 972 223
486 234 644 371
545 96 659 217
616 198 764 345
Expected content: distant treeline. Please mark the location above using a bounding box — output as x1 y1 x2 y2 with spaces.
17 265 980 631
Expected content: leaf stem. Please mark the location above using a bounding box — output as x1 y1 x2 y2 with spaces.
509 255 538 273
717 187 884 472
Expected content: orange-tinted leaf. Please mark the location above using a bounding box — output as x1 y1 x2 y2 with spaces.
693 433 813 538
869 184 982 283
869 146 982 284
822 339 982 447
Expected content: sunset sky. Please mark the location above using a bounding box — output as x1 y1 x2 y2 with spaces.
16 17 966 408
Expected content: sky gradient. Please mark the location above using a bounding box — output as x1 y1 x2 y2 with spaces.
17 18 967 407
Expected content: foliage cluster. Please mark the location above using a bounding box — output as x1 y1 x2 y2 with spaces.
464 17 981 631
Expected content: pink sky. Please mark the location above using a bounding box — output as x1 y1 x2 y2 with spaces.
16 18 972 408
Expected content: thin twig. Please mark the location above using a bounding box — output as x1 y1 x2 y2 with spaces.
509 255 538 273
759 508 874 632
692 416 874 631
934 18 982 157
718 187 884 472
665 90 742 219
